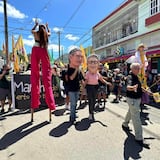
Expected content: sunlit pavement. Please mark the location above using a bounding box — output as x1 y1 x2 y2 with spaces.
0 95 160 160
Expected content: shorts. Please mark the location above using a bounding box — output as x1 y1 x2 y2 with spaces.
0 88 12 101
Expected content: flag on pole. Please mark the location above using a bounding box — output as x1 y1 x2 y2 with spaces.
12 35 20 72
80 45 87 71
14 35 28 63
59 60 64 67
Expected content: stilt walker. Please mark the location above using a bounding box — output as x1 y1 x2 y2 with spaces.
30 20 56 122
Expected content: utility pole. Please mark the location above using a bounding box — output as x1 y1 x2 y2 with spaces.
3 0 9 64
61 46 63 62
57 31 61 60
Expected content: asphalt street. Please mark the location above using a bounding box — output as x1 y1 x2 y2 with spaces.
0 95 160 160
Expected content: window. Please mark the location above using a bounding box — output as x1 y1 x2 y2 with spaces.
150 0 160 15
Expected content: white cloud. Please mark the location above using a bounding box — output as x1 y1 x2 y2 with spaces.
0 2 27 19
23 38 34 47
53 27 63 33
65 34 79 41
48 44 59 52
28 35 33 39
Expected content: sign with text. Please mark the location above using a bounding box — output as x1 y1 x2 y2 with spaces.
14 74 64 109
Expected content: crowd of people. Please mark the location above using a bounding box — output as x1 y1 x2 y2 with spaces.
1 21 160 149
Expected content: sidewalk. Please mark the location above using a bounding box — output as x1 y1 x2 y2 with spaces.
0 96 160 160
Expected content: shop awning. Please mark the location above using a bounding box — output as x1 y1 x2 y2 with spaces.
101 49 160 64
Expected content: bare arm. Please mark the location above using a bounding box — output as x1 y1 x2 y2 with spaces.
46 22 51 36
31 20 38 34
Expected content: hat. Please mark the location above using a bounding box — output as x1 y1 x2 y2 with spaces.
137 43 146 51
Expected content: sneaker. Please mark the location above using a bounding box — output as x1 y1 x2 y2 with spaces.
99 103 103 108
122 125 132 132
112 99 119 103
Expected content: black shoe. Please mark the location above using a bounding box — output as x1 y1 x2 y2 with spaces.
135 140 150 149
122 125 132 132
1 109 5 113
112 99 119 103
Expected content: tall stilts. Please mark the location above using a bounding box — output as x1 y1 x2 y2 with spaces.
49 109 52 122
31 108 34 122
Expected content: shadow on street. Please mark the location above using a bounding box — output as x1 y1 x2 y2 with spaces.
75 118 91 131
123 131 143 160
0 121 49 150
49 121 72 137
140 105 153 126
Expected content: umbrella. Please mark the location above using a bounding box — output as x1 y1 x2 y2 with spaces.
125 55 137 63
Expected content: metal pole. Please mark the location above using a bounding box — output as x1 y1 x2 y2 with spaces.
58 31 60 59
61 46 63 62
3 0 9 64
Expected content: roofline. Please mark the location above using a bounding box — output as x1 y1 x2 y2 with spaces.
93 0 133 29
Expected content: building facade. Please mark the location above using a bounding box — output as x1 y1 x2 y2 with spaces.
92 0 160 73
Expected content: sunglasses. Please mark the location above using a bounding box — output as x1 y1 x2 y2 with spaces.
88 61 99 64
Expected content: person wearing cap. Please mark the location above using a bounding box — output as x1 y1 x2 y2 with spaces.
30 20 56 122
0 64 12 113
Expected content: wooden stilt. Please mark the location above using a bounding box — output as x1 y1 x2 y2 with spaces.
49 109 52 122
31 108 34 122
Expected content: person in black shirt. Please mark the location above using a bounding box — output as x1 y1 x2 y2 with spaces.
122 63 149 148
67 48 84 123
0 64 12 113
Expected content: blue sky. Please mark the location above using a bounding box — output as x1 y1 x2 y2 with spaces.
0 0 125 59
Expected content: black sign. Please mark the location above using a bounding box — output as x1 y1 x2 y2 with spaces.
14 74 65 109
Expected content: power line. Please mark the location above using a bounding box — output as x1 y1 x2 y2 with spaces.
62 0 86 29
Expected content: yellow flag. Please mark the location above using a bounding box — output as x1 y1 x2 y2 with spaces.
15 35 28 63
12 35 20 73
59 61 64 67
80 45 87 71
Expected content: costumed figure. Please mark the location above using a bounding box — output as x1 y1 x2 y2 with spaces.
135 43 148 89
